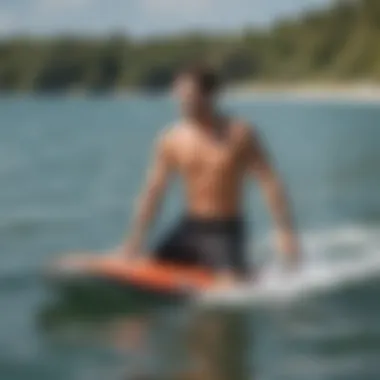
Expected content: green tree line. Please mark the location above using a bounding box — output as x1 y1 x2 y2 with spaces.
0 0 379 93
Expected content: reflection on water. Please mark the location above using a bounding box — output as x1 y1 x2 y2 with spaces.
38 264 380 380
39 282 254 380
188 311 251 380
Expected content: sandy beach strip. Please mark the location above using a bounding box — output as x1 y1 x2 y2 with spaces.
227 83 380 104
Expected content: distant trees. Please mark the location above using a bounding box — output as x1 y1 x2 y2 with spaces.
0 0 379 93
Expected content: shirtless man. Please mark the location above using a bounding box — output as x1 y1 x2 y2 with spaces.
124 65 300 286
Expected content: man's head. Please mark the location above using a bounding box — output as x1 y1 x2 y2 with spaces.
173 64 220 118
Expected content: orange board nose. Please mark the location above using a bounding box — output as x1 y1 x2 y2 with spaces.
57 256 216 294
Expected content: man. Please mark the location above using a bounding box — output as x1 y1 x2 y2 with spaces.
124 64 300 287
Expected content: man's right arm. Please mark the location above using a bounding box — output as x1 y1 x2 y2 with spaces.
124 131 174 257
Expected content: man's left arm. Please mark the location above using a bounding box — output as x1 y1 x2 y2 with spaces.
242 125 301 269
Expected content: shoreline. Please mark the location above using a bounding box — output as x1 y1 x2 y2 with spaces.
227 83 380 103
1 83 380 104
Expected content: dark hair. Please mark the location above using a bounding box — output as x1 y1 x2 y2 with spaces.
177 64 220 95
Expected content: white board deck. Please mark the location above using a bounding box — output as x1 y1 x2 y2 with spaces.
197 255 380 309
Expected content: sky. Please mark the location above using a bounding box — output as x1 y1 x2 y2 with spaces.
0 0 334 38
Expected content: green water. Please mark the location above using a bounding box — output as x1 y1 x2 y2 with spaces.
0 95 380 379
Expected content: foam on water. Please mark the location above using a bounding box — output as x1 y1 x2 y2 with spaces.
199 224 380 308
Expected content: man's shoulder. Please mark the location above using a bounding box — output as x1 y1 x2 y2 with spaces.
161 120 185 137
157 121 186 149
229 118 258 141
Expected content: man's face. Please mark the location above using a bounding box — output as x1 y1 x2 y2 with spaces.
173 74 214 117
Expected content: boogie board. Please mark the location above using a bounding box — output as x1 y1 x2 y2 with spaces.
50 254 217 297
50 250 380 309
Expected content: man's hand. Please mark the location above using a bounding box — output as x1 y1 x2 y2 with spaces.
113 240 151 266
122 236 142 259
276 229 300 271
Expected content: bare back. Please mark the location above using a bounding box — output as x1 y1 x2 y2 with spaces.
165 119 250 219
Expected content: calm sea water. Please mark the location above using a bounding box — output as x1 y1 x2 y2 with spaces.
0 95 380 380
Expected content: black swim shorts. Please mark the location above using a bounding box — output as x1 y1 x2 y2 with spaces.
154 216 248 276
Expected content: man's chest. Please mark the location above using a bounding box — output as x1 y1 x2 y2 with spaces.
174 133 243 174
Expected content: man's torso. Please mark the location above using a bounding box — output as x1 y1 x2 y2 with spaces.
166 118 250 219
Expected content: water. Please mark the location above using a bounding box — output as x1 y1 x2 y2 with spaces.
0 95 380 380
